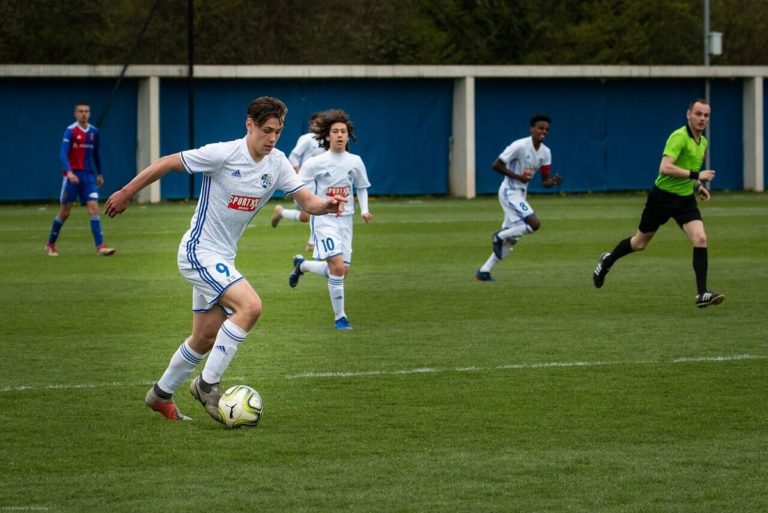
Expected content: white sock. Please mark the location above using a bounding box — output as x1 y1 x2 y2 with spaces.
157 339 204 395
201 319 247 385
328 274 346 320
481 240 515 270
479 254 500 273
500 240 515 259
282 209 302 221
301 260 329 277
498 222 532 240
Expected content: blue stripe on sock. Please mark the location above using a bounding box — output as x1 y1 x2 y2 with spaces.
221 323 246 342
180 344 203 365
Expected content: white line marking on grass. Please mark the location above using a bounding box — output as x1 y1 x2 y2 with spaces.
1 356 764 392
0 380 155 392
670 354 759 363
285 354 766 380
0 376 247 394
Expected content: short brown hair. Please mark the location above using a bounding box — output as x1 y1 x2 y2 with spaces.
247 97 287 127
688 98 709 111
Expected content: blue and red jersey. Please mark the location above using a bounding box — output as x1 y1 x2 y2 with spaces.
60 123 101 175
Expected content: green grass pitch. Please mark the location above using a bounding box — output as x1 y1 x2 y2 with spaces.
1 193 766 512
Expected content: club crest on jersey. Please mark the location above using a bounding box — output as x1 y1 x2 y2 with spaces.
260 173 273 188
227 194 259 211
326 186 351 198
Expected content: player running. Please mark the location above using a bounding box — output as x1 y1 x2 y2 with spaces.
104 97 345 421
475 114 562 281
271 111 326 251
288 109 372 330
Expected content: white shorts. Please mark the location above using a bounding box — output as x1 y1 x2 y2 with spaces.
498 186 535 228
311 214 353 264
177 246 242 313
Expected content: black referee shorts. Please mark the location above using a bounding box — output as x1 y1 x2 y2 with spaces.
638 186 702 233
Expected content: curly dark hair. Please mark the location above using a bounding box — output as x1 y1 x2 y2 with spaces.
530 114 551 126
315 109 356 150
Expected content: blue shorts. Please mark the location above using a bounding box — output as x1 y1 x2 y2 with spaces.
60 171 99 205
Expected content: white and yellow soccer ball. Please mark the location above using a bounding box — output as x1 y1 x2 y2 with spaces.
217 385 263 429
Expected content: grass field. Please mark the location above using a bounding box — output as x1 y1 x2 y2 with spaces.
1 193 766 513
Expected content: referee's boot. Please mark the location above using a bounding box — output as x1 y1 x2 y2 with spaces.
695 290 725 308
593 252 611 288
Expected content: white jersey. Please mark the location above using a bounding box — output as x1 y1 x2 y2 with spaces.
288 132 324 168
498 136 552 194
298 151 370 217
179 136 304 260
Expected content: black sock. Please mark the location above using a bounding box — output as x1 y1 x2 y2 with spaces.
199 377 215 393
693 247 708 294
605 237 633 268
153 383 172 400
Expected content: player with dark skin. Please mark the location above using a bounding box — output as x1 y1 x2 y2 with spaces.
490 118 561 232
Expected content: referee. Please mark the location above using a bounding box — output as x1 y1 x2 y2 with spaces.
592 98 725 308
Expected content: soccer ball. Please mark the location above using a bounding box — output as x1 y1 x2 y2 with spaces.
217 385 263 429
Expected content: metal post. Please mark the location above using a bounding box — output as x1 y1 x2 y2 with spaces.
187 0 196 200
703 0 711 170
704 0 710 67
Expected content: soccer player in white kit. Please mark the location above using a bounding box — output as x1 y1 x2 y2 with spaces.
288 109 372 330
271 112 326 251
104 97 345 422
475 114 562 281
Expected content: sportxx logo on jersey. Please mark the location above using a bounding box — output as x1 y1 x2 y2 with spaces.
227 194 260 211
326 186 351 198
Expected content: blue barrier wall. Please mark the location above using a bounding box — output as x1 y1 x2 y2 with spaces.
158 78 454 199
0 74 760 201
475 78 744 195
0 78 138 202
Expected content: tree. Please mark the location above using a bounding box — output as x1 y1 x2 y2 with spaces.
0 0 765 65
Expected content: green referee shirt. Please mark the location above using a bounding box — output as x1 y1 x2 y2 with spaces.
654 125 707 196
